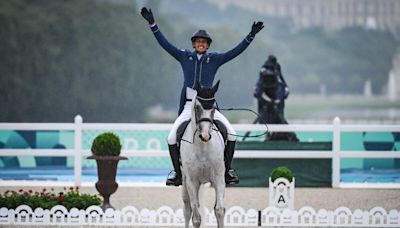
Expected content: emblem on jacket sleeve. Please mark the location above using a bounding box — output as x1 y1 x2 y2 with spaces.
189 56 193 61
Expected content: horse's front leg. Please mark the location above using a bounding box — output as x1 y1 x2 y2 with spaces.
186 178 201 228
182 176 192 228
214 176 226 228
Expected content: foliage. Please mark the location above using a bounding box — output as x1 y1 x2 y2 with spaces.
0 187 102 210
271 166 293 182
0 0 398 122
0 0 179 122
91 132 122 156
282 27 398 95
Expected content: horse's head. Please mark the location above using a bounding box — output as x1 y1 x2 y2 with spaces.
193 80 220 142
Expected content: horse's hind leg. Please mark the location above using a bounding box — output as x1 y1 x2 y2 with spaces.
182 178 192 228
214 179 226 228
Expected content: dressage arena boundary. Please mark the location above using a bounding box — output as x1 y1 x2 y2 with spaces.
0 205 399 227
1 115 399 188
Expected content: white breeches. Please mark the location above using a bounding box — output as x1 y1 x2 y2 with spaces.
167 101 237 145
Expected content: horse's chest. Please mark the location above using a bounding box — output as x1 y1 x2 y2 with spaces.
180 131 224 182
184 150 212 167
182 147 218 167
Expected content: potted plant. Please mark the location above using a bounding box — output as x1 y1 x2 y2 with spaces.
270 166 293 183
87 132 127 210
268 166 295 210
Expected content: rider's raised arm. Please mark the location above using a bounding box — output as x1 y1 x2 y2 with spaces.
151 24 186 61
141 7 184 61
216 21 264 65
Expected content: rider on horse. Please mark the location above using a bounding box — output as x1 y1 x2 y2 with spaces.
254 55 289 124
141 7 264 186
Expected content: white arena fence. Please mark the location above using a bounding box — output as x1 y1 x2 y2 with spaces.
0 205 399 227
0 115 399 188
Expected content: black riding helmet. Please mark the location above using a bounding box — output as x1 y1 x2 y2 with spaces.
191 30 212 45
266 54 277 65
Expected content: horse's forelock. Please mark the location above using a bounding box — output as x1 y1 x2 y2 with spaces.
197 87 214 99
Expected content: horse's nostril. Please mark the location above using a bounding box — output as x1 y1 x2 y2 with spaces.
199 134 210 142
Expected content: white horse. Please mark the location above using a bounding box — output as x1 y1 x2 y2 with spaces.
180 80 226 228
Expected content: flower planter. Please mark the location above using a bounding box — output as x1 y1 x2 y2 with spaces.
87 155 127 210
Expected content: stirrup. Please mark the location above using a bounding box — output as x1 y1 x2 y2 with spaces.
166 170 182 186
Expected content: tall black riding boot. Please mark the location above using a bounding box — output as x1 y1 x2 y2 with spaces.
166 144 182 186
224 140 239 184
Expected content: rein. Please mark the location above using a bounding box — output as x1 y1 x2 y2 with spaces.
182 97 270 143
216 106 270 138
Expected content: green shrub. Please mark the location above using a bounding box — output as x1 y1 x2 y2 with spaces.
91 132 122 156
271 166 293 182
0 187 102 210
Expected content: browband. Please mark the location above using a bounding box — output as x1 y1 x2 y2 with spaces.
197 96 215 101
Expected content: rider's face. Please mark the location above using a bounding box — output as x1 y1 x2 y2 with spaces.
192 38 209 54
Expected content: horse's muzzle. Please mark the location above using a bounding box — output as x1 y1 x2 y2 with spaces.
199 133 212 142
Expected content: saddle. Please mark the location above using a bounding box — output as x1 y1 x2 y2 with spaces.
176 120 228 147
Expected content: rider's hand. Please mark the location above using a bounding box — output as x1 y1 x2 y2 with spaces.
141 7 155 25
253 85 261 98
249 21 264 38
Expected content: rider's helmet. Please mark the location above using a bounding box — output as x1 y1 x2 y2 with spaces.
267 54 277 65
191 30 212 45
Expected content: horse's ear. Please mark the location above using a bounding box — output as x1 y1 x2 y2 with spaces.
194 80 201 92
212 80 220 94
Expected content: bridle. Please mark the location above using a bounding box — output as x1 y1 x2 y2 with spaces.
193 96 217 142
194 96 216 125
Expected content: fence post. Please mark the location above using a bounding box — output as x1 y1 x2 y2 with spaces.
74 115 83 186
332 117 341 188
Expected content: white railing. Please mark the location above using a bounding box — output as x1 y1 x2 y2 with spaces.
1 205 399 227
0 115 399 188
